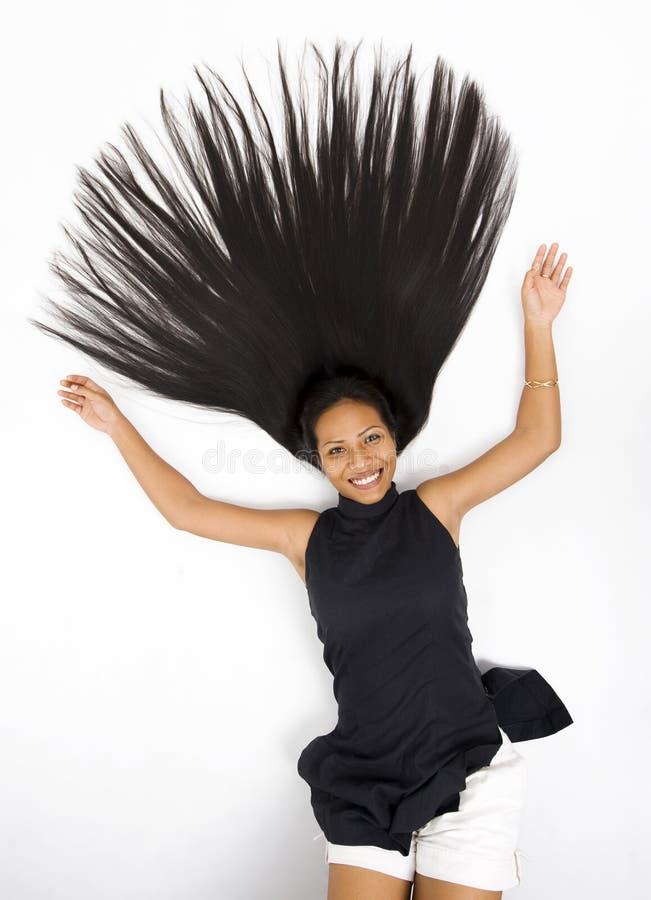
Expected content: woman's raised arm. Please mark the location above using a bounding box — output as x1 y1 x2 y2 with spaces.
57 374 318 567
417 242 572 527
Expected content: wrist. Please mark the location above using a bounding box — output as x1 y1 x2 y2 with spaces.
524 315 553 332
107 413 132 442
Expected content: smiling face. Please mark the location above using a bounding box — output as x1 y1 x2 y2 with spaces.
314 399 397 501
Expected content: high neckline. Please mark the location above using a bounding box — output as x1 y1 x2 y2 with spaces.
337 480 400 519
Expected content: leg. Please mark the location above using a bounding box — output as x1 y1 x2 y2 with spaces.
328 863 413 900
413 873 501 900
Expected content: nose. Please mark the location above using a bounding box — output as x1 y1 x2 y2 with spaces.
349 455 377 473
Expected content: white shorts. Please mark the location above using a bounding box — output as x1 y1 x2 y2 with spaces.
318 727 528 891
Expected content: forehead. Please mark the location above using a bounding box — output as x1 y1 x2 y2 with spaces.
316 400 384 440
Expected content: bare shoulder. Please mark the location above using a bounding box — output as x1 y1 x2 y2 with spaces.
176 496 320 587
415 476 462 551
283 508 321 586
417 429 558 522
175 495 319 575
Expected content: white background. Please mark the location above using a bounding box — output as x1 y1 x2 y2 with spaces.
3 1 649 897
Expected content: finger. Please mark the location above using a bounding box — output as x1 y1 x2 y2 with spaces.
57 389 85 401
559 266 573 291
61 375 106 394
541 242 559 277
551 252 567 285
531 243 546 271
60 398 82 412
64 383 99 399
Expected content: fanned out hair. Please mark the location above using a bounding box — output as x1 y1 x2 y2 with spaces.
29 39 518 470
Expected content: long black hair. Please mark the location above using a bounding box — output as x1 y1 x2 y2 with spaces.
29 39 518 470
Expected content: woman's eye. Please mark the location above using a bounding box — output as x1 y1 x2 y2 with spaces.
329 433 382 455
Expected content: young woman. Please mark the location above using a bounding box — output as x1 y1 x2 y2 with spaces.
33 40 573 900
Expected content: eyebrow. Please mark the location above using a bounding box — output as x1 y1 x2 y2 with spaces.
321 425 384 447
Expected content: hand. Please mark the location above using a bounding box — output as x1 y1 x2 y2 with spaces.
521 242 573 325
57 375 123 434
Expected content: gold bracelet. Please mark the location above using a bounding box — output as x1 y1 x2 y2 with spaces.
524 379 559 388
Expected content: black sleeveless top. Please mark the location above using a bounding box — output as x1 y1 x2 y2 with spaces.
297 481 573 856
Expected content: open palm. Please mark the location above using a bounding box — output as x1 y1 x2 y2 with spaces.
521 242 573 325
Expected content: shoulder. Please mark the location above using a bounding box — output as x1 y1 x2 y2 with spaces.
282 507 324 585
413 479 462 551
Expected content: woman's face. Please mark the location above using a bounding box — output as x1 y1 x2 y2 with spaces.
314 399 397 501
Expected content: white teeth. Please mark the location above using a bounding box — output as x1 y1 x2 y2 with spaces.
350 469 381 486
